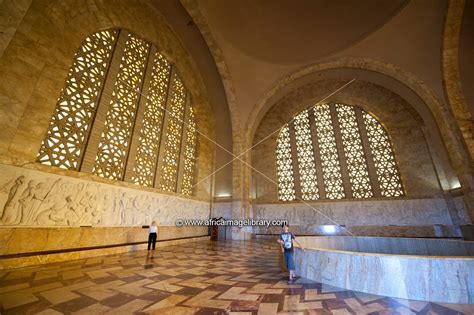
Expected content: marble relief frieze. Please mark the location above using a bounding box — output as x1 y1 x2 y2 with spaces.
0 164 209 227
253 198 453 226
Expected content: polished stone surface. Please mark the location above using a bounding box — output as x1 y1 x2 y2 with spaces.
1 239 473 314
0 236 209 270
0 164 209 227
215 197 456 227
254 198 454 226
213 199 463 239
0 226 207 256
295 237 474 304
296 236 474 256
254 224 463 238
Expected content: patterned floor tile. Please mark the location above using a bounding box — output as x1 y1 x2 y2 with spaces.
39 281 95 304
0 290 39 310
247 283 283 295
0 239 472 315
0 282 30 294
218 287 260 301
143 293 189 312
183 289 233 309
304 289 336 301
283 294 323 311
344 297 386 313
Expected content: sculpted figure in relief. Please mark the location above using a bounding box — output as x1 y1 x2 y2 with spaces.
0 176 26 224
21 179 60 225
0 167 207 227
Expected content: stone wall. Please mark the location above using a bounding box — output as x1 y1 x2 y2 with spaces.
254 198 453 227
0 0 216 263
0 0 215 200
212 198 464 238
0 164 210 266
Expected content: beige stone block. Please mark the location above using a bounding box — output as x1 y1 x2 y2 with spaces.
143 294 189 312
0 290 38 309
40 281 95 304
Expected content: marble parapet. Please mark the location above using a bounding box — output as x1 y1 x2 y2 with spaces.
253 225 462 238
294 236 474 304
295 236 474 256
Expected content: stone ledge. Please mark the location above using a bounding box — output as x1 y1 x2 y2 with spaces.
0 235 209 270
295 236 474 304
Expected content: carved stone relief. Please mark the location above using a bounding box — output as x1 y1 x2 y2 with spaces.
0 164 209 227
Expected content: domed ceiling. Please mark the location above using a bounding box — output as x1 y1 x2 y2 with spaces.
197 0 408 64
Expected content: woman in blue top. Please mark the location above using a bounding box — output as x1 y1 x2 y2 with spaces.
278 223 304 283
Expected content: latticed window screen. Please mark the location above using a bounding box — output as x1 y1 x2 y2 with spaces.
131 52 171 187
276 103 403 201
36 30 118 169
363 112 403 197
180 105 197 195
294 110 319 200
37 29 198 196
335 104 373 198
313 104 344 199
93 34 150 180
276 126 296 201
159 73 187 192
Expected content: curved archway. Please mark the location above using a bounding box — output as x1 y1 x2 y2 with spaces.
442 0 473 160
246 57 473 220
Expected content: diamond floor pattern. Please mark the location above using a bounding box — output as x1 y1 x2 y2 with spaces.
0 240 472 314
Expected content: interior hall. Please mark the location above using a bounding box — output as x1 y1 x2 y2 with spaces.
0 0 473 314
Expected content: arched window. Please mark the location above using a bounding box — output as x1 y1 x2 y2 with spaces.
37 29 197 196
276 103 403 201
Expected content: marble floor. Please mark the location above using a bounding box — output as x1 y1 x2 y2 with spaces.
0 240 473 314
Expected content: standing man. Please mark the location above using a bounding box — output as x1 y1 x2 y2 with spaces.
278 223 304 283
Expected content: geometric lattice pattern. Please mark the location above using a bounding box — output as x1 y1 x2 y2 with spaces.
276 103 403 201
93 34 150 180
276 126 296 201
37 28 199 196
0 240 467 314
160 73 187 192
293 110 319 200
180 105 197 196
363 112 404 197
131 52 171 187
313 105 345 199
36 30 118 170
335 104 373 198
